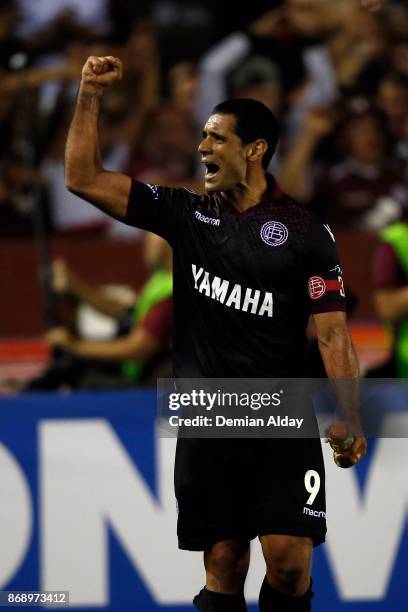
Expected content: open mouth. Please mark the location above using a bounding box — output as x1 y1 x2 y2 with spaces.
204 162 220 179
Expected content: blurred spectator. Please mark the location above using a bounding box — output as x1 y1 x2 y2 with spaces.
27 234 173 390
148 0 218 70
16 0 110 37
325 1 389 95
0 155 51 238
391 36 408 76
229 56 282 115
279 105 408 230
167 61 198 114
386 1 408 40
281 1 390 137
377 72 408 139
108 0 150 42
127 105 199 187
372 219 408 376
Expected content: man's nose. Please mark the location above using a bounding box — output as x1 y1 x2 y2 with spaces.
198 138 211 154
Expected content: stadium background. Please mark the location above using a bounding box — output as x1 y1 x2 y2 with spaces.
0 0 407 610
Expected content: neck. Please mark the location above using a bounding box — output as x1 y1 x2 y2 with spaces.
222 171 268 213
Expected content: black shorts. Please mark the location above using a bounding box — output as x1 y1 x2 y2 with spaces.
175 437 326 551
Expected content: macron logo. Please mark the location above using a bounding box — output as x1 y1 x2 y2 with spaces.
195 210 220 226
303 506 326 519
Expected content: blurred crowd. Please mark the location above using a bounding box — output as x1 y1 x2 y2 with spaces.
1 0 408 388
1 0 407 237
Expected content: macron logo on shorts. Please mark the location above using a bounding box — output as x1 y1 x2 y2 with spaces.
303 507 326 519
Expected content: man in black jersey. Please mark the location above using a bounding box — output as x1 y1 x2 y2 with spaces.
65 56 367 612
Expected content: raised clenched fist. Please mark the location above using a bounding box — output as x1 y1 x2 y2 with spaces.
81 56 123 90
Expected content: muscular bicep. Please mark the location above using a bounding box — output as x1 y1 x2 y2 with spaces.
67 170 132 220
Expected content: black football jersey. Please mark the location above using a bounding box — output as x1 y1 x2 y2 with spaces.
124 176 346 377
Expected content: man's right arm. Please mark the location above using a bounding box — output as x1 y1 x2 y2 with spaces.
65 56 131 219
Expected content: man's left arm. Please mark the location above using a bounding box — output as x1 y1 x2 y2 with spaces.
303 219 367 466
314 311 358 379
314 310 367 466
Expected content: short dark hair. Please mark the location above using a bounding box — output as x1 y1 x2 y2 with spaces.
211 99 280 170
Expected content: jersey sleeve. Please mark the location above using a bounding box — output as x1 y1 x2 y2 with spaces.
302 220 346 314
122 179 190 243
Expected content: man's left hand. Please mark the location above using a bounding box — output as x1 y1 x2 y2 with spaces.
326 435 367 468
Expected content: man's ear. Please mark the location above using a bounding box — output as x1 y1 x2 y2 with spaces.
247 139 268 163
